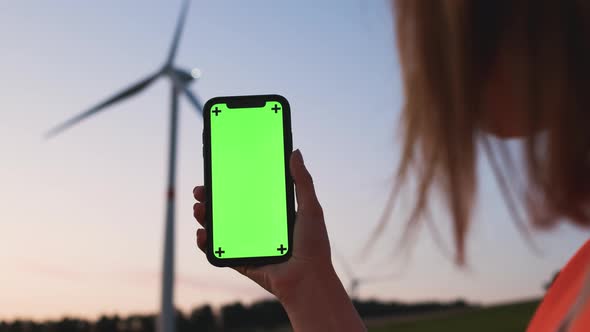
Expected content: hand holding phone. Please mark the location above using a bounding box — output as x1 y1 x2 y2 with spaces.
194 95 364 330
193 149 334 301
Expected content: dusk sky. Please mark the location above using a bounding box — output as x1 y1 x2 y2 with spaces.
1 0 589 321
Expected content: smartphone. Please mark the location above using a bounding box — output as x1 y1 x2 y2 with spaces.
202 94 295 267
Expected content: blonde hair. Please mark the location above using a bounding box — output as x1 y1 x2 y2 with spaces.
374 0 590 264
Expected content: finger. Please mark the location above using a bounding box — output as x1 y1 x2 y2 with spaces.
193 202 206 227
290 149 320 211
231 265 260 281
196 228 206 252
193 186 206 202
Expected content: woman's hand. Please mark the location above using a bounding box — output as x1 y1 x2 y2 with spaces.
192 149 333 303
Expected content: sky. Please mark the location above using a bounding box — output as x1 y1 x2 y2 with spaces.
1 0 589 321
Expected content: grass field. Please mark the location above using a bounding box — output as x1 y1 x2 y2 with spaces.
368 300 540 332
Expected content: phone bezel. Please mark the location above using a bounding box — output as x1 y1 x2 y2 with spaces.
202 94 295 267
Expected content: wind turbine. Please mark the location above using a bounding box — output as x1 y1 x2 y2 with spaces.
45 1 202 331
333 249 404 299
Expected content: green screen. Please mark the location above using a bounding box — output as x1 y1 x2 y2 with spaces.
209 101 288 259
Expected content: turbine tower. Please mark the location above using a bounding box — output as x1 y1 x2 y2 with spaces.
45 1 201 331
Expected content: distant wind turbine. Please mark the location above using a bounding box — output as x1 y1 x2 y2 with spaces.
45 1 201 331
334 249 404 299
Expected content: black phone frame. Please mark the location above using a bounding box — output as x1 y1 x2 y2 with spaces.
202 94 295 267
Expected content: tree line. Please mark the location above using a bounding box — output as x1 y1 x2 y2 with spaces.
0 298 471 332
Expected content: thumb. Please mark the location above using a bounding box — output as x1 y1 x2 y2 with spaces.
290 149 321 212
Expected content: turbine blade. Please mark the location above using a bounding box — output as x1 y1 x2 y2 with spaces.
165 0 191 65
359 271 405 283
45 73 159 138
333 248 354 279
181 87 204 115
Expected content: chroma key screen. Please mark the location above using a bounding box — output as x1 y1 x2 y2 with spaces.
208 101 289 259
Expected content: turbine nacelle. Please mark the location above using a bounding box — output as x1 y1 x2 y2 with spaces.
165 67 196 85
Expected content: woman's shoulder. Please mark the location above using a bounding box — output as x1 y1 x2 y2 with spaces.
527 239 590 332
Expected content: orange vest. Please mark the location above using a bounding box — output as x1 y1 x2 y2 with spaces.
527 240 590 332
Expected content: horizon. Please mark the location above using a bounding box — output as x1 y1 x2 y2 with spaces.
0 296 535 323
1 0 588 321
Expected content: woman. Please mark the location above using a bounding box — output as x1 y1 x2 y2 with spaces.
193 1 590 331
